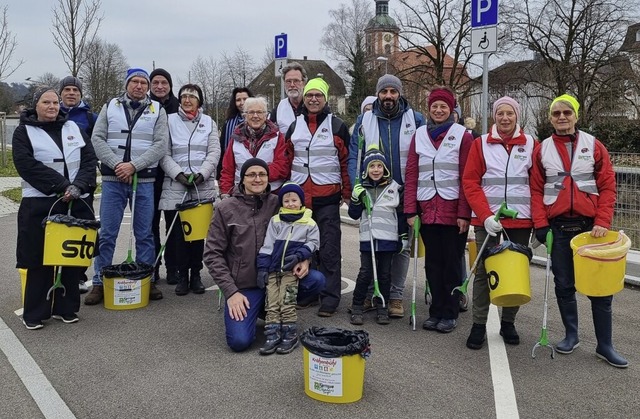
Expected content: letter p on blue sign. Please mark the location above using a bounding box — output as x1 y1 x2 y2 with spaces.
275 34 288 59
471 0 498 28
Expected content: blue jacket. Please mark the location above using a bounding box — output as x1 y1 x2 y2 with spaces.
61 100 98 137
347 97 424 187
257 207 320 274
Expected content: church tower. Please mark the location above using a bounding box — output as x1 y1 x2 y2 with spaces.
365 0 400 58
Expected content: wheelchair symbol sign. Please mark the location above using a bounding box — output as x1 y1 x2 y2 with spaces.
471 26 497 54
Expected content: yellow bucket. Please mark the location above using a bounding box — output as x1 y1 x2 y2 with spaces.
570 231 629 297
19 268 27 305
101 263 152 310
485 243 532 307
303 348 365 403
177 199 214 242
410 234 425 258
43 217 99 267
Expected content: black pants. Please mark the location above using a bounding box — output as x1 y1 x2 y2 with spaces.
23 265 82 323
352 250 393 306
314 203 342 311
163 210 204 272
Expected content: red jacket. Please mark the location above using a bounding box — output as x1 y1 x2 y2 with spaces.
219 120 291 195
463 125 537 229
530 131 616 229
404 125 473 226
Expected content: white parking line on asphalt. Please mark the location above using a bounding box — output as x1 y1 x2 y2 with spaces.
0 317 76 419
487 305 520 418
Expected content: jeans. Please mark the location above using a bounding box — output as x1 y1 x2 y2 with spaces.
92 181 156 285
390 248 410 299
550 220 592 299
224 288 265 352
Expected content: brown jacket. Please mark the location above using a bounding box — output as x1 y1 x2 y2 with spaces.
203 187 279 299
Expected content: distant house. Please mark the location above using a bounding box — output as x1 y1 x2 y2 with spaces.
248 57 347 116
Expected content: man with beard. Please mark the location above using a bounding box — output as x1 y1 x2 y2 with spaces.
269 62 307 135
347 74 425 318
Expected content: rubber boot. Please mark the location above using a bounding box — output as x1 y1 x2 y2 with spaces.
276 323 299 354
376 306 390 325
166 268 179 285
592 297 629 368
175 270 190 296
259 324 281 355
350 305 364 325
556 296 580 354
190 270 205 294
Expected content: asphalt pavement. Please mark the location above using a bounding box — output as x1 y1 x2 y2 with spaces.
1 192 639 418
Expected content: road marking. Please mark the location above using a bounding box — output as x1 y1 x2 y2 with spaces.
0 317 76 419
487 305 520 418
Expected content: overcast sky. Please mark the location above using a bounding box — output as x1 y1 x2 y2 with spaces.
5 0 338 86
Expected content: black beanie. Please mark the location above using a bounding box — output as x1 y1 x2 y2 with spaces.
240 158 269 179
149 68 173 90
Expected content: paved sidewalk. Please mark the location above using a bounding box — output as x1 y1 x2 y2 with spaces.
0 177 21 218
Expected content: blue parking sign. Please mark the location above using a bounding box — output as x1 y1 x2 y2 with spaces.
275 34 288 59
471 0 498 27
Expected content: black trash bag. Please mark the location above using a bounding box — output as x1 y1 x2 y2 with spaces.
42 214 101 230
483 240 533 262
300 327 371 359
175 198 214 211
102 262 154 281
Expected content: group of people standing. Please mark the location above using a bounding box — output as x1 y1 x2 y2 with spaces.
13 62 627 368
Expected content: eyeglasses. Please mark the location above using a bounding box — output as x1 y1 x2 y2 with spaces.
304 93 324 100
244 172 268 179
551 110 574 118
180 94 198 100
244 110 266 116
285 79 303 85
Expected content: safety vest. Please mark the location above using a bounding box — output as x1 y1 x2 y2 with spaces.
290 114 341 185
22 122 87 198
475 133 535 219
167 113 212 173
541 131 599 205
359 180 401 242
415 124 465 201
276 99 296 134
361 110 416 182
105 98 160 168
231 131 283 191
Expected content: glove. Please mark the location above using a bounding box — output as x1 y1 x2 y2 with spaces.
281 255 300 272
484 216 503 237
194 173 205 185
65 184 82 199
535 227 550 245
176 173 191 186
351 184 366 204
257 271 269 289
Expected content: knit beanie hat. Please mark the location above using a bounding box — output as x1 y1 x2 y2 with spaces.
150 68 173 90
453 105 462 120
493 96 521 123
360 96 377 113
361 145 390 180
240 157 269 180
550 93 580 119
32 87 59 106
278 182 305 206
376 74 403 96
303 77 329 99
125 67 150 88
59 76 83 95
428 88 456 110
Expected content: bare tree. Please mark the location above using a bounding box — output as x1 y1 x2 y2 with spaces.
189 55 229 124
0 5 23 81
261 43 276 69
51 0 103 76
79 38 128 108
220 47 258 88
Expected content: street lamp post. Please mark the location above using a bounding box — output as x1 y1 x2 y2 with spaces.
376 56 389 74
268 83 275 109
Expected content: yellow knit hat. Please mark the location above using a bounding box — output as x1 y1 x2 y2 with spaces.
550 94 580 119
303 78 329 99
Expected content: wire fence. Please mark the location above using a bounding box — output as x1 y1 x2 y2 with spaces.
611 152 640 249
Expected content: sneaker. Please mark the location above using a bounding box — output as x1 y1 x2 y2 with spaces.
23 319 44 330
466 323 487 350
436 318 457 333
52 314 79 324
499 321 520 345
84 285 104 305
422 317 440 331
388 299 404 318
149 283 163 300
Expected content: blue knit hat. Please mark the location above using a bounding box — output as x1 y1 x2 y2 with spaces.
362 145 390 180
278 182 305 206
125 67 150 88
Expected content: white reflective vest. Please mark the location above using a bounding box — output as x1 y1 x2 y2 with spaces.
231 132 283 191
276 99 296 134
167 113 212 173
475 134 535 219
361 110 416 182
105 98 160 167
541 131 599 205
290 114 341 185
415 123 465 201
22 122 86 198
359 180 401 242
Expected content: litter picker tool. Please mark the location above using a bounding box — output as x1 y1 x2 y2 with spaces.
532 230 556 359
364 192 385 308
410 217 420 330
46 200 72 300
452 202 518 296
124 173 138 264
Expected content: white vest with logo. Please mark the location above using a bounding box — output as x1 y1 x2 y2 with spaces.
276 99 296 135
167 113 212 173
541 131 598 205
231 131 283 191
22 122 86 198
415 124 465 201
358 180 401 242
290 114 341 185
106 98 160 167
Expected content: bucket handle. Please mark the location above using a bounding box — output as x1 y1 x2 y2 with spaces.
47 196 95 219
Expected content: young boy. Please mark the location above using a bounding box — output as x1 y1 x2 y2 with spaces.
256 182 321 355
349 146 403 325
